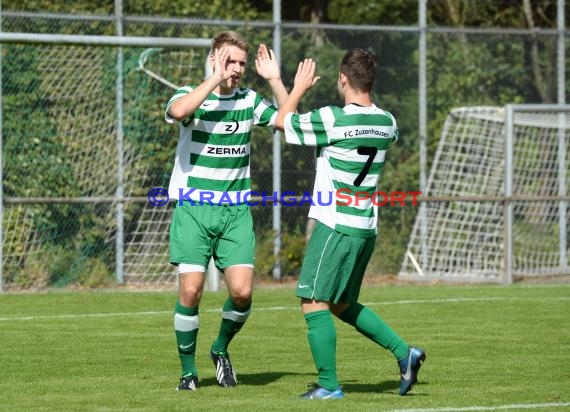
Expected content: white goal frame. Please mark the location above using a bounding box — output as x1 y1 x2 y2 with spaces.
400 104 570 284
504 104 568 282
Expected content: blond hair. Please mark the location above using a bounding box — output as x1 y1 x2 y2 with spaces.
211 31 249 54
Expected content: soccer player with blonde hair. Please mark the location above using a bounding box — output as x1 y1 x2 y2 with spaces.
166 31 288 391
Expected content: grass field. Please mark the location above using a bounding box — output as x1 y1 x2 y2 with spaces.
1 283 569 411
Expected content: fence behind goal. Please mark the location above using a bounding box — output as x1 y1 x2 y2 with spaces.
399 105 570 283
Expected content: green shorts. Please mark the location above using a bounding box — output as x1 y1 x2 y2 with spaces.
296 220 375 304
170 202 255 271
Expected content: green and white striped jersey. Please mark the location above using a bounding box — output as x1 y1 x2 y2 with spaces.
165 86 277 203
283 103 398 238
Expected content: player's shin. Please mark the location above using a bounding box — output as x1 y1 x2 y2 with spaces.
338 302 408 360
304 310 339 391
211 297 251 353
174 301 199 377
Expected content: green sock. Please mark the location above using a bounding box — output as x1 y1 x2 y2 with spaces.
338 302 409 361
174 301 199 377
211 298 251 354
304 310 338 391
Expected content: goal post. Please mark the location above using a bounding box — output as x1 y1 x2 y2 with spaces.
400 105 570 283
503 104 569 283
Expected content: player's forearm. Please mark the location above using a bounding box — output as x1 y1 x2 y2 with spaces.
274 86 304 131
169 74 222 120
267 78 289 107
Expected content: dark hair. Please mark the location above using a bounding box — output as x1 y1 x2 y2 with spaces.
340 48 377 92
211 31 249 54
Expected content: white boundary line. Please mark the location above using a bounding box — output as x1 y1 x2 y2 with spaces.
392 401 570 411
0 296 567 322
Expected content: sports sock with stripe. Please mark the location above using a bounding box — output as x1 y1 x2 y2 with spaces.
304 310 339 391
211 297 251 353
338 302 409 361
174 301 199 377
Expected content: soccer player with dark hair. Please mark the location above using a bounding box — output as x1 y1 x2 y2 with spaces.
165 31 288 391
275 49 426 399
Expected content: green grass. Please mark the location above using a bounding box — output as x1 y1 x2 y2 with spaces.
1 284 569 411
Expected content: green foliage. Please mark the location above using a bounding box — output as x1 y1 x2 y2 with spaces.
254 226 307 278
11 253 50 289
77 257 115 288
279 228 307 277
368 206 419 275
327 0 418 25
2 45 76 199
2 0 271 18
253 228 276 277
47 245 77 286
2 42 119 286
9 243 113 289
2 0 113 14
427 0 557 28
124 0 266 20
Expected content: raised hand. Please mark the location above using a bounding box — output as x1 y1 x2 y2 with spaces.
293 58 320 93
274 58 320 130
255 44 281 80
213 47 232 81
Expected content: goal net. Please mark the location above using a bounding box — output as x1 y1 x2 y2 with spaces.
399 106 570 282
3 45 129 288
1 44 209 290
122 47 210 287
137 47 209 91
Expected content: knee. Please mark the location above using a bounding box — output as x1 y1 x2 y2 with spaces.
179 285 202 307
330 302 349 317
229 289 252 308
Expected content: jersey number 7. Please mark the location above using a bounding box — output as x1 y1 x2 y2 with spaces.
353 147 378 187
